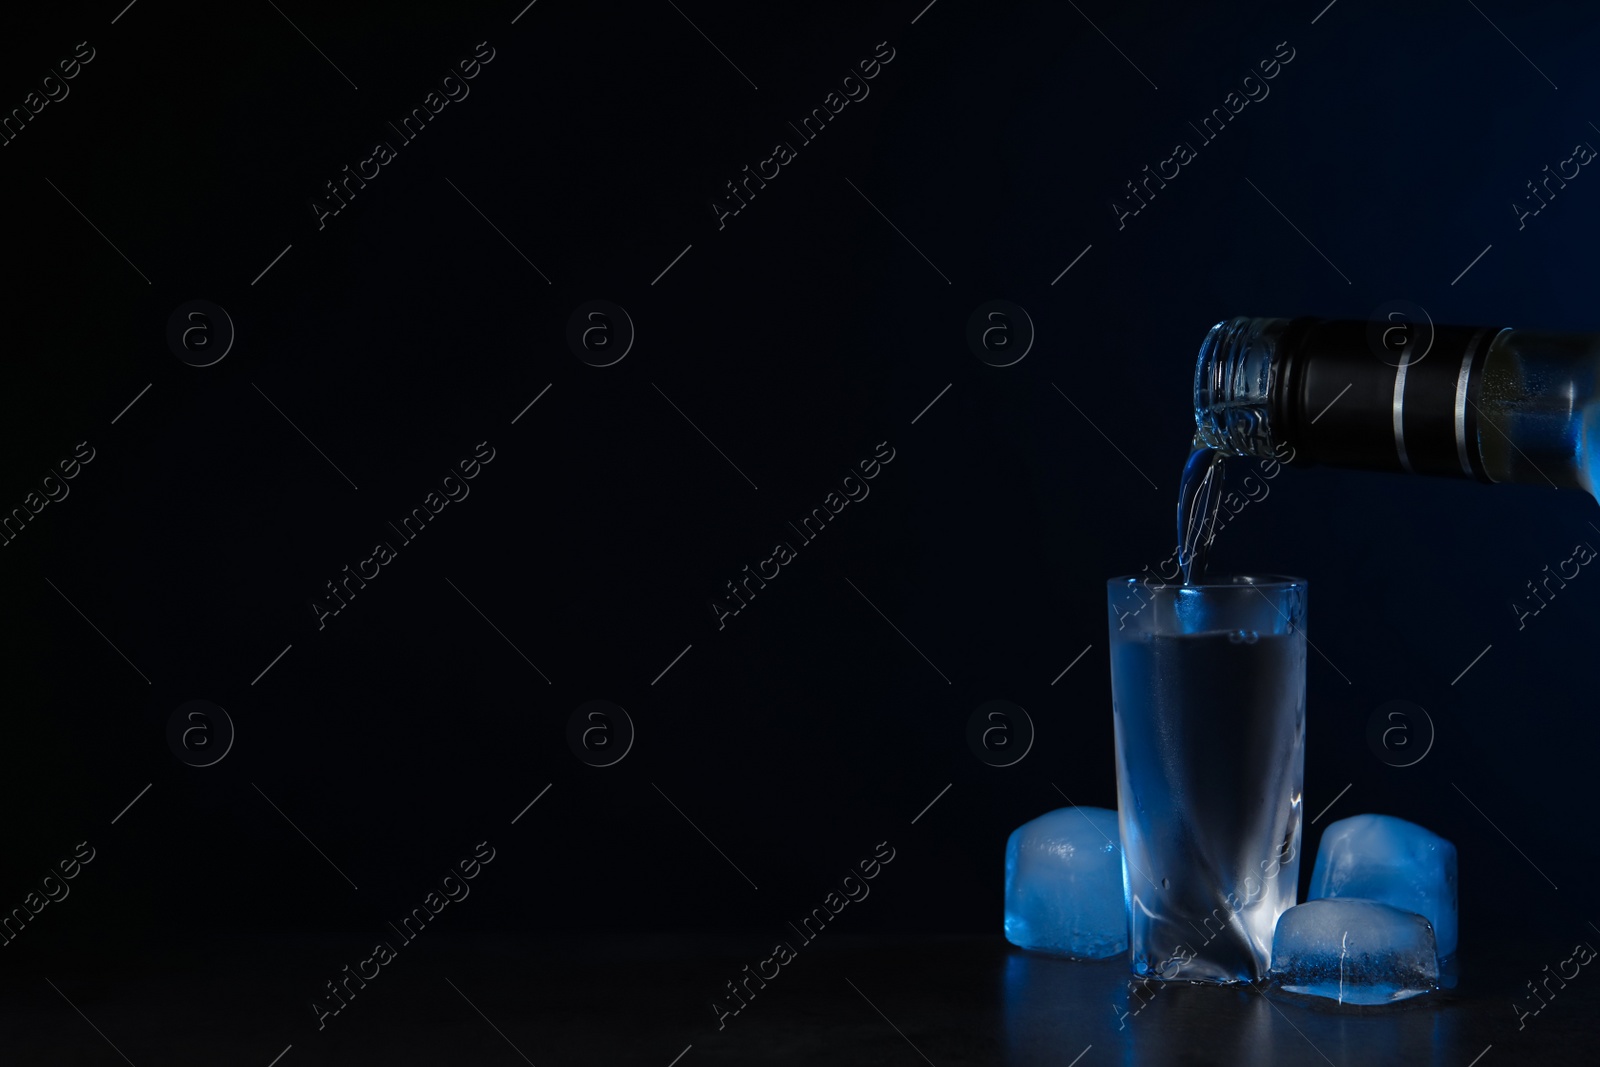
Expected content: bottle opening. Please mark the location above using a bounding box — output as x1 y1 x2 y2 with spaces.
1193 317 1291 459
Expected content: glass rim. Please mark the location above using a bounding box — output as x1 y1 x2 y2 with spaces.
1107 573 1306 591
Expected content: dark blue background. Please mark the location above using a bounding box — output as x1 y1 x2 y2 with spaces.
0 0 1595 1049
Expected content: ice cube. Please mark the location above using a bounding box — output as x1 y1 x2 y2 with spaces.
1004 806 1127 959
1310 813 1458 958
1269 898 1439 1005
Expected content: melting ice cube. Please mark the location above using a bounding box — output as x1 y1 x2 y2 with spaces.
1269 898 1440 1005
1004 806 1126 959
1310 813 1458 958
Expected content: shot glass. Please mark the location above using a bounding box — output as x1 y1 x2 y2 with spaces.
1106 574 1307 983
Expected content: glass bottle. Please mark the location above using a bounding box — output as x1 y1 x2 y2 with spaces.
1193 315 1600 498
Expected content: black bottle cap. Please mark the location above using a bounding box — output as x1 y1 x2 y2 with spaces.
1274 318 1496 482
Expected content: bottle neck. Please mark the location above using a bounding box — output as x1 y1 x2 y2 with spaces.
1192 316 1289 458
1194 316 1505 482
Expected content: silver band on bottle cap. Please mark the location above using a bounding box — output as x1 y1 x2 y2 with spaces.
1393 342 1415 473
1454 329 1484 478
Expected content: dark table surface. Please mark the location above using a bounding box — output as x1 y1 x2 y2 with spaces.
3 931 1592 1065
